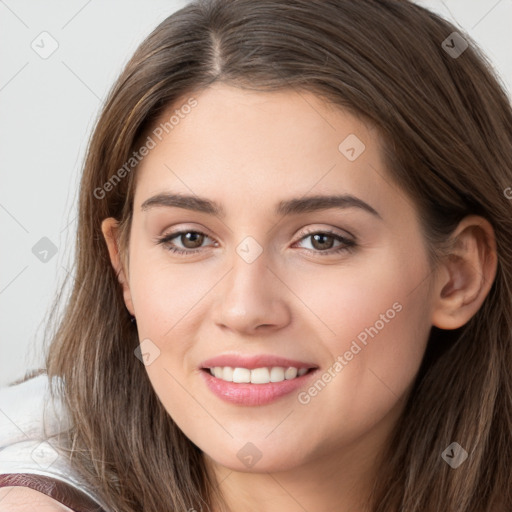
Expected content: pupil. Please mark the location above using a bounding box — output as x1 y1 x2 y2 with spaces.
183 232 203 248
313 233 333 250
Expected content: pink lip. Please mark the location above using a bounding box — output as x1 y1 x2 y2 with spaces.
198 353 319 407
199 369 318 406
200 354 317 370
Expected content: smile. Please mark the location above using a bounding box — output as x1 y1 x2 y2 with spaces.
200 365 318 406
206 366 310 384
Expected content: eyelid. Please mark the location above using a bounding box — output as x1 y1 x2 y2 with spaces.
295 225 355 241
156 223 213 239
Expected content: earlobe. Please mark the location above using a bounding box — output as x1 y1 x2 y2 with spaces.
431 216 497 330
100 217 135 316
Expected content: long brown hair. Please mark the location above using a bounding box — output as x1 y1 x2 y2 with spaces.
43 0 512 510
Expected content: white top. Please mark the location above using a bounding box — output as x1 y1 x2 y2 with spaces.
0 374 107 509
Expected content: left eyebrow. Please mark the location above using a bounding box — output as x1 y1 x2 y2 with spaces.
276 194 381 219
140 192 381 219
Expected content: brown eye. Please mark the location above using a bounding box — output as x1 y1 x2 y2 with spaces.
310 233 336 250
156 230 216 255
179 231 206 249
294 230 356 256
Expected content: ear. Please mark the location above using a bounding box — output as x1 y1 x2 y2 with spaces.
431 215 497 330
101 217 135 316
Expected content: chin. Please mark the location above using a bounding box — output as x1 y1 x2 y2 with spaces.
203 442 310 473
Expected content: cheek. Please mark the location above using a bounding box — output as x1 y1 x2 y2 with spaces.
128 250 217 343
319 290 430 447
126 251 221 408
288 244 430 354
289 245 431 416
126 256 207 417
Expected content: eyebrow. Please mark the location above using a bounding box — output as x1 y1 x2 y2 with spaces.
140 192 381 219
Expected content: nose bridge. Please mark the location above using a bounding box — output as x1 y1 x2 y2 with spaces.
213 236 290 333
229 242 269 300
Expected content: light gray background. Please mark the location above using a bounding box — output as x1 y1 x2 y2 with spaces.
1 0 511 387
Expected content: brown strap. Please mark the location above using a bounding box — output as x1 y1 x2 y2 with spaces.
0 473 105 512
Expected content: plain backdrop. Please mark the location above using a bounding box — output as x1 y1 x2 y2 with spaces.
1 0 511 387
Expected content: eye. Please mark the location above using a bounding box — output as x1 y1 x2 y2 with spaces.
294 229 356 255
156 230 216 255
156 228 356 257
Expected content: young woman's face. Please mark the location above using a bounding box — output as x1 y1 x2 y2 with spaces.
115 84 437 473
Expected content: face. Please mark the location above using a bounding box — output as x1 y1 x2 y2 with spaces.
108 84 437 474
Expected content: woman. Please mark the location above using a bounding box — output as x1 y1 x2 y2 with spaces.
1 0 511 510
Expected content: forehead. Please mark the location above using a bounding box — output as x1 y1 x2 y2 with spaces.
132 84 405 220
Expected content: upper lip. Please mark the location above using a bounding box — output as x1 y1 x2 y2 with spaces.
200 353 318 370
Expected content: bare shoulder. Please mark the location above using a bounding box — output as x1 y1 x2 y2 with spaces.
0 486 72 511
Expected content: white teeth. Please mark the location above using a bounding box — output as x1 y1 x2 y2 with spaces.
250 367 270 384
284 367 298 380
222 366 234 381
270 367 285 382
232 367 251 383
208 366 310 384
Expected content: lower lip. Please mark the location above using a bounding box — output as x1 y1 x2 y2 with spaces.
200 369 317 406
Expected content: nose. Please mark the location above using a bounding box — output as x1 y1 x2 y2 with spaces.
212 248 292 335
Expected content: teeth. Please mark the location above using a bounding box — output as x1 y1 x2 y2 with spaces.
251 367 270 384
270 367 284 382
232 367 251 383
208 366 310 384
284 367 298 380
222 366 234 381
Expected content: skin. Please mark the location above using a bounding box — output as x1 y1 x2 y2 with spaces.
102 84 497 512
0 487 73 511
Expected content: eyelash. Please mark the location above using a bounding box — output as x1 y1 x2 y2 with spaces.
156 228 356 256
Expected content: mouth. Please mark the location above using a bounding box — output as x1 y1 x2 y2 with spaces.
198 354 319 406
201 365 314 384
